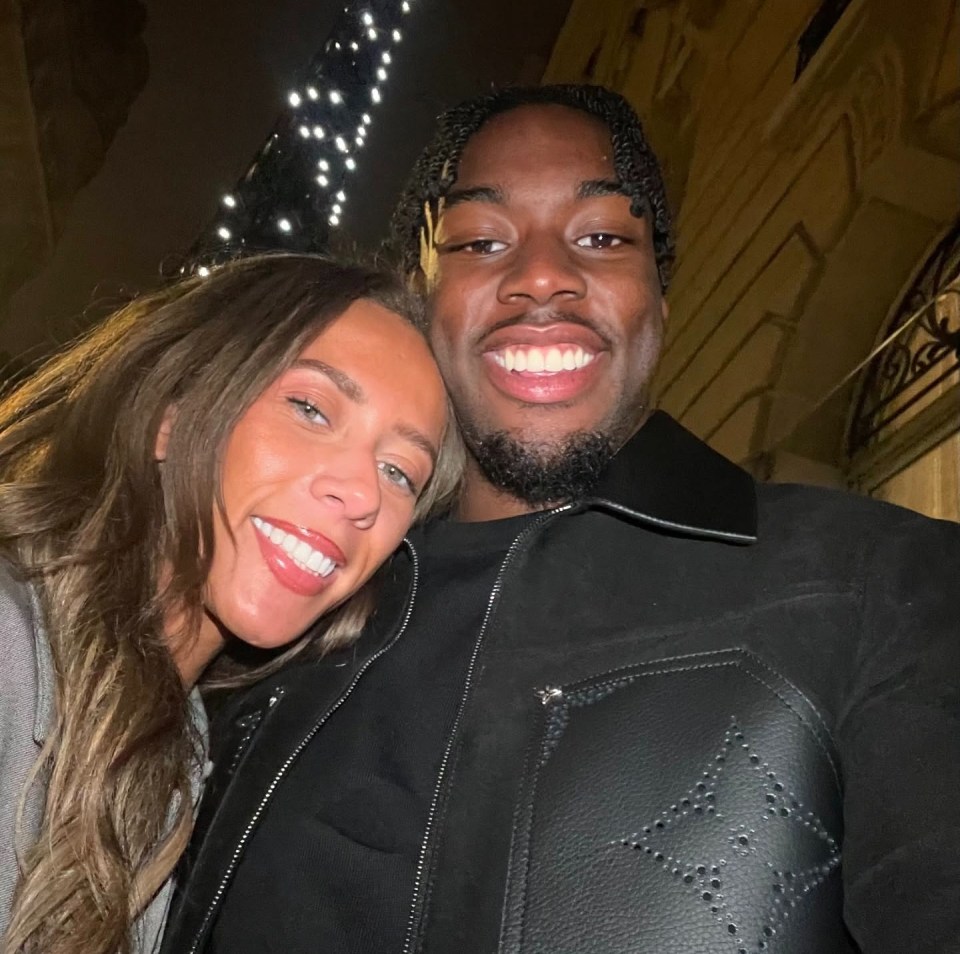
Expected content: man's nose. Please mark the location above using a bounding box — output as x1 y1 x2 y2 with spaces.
310 452 381 529
498 237 587 306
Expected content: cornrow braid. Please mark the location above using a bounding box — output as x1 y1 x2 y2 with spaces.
388 84 675 290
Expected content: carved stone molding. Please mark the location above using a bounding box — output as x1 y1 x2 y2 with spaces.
846 47 902 173
764 0 873 149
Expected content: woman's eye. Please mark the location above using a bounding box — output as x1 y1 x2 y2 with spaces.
379 461 418 496
287 397 329 425
575 233 626 249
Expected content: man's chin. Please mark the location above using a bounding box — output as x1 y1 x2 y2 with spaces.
464 427 616 507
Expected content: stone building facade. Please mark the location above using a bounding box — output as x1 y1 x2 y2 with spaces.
544 0 960 520
0 0 148 373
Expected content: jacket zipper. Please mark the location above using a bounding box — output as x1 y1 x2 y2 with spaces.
401 505 573 954
186 541 423 954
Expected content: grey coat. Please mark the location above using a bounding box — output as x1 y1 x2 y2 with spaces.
0 560 206 952
0 560 48 949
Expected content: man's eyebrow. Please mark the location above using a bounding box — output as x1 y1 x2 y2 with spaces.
442 185 505 209
395 423 438 465
577 178 628 200
289 358 365 403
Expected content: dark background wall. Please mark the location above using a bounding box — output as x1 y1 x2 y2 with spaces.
3 0 570 363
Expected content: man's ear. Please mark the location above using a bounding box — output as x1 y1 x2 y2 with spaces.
155 406 175 461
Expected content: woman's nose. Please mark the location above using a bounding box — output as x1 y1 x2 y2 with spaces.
310 453 382 528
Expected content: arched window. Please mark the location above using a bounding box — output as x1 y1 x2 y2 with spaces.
847 220 960 520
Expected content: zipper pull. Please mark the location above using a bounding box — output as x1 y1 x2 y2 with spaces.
537 686 564 705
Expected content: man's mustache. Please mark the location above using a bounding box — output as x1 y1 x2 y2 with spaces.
479 310 613 348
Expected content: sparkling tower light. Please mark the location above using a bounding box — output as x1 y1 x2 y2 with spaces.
189 0 415 270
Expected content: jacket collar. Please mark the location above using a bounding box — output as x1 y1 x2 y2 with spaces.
29 586 55 744
584 411 758 544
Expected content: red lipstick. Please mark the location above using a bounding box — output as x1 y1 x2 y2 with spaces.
252 516 345 597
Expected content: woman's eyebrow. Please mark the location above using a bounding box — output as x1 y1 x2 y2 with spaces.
289 358 365 403
394 423 438 465
287 358 437 464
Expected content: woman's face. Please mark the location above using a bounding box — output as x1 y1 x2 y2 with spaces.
197 300 447 665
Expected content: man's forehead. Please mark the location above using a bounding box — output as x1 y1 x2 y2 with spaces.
448 105 621 204
454 104 614 179
468 102 610 139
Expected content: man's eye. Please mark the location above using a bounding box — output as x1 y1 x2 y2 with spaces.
379 461 418 496
287 397 329 425
448 238 508 255
575 233 626 249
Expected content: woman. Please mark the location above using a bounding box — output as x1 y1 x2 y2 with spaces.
0 254 461 954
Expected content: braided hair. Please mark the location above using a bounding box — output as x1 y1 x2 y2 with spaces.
388 84 675 290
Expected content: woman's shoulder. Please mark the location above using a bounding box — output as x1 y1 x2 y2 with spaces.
0 556 36 626
0 558 40 657
0 558 46 944
0 558 45 712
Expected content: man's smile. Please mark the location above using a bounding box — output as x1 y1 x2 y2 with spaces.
488 344 596 372
478 320 609 405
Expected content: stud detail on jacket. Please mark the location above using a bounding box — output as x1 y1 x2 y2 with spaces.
616 719 841 954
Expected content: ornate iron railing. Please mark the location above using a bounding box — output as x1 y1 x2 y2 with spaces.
847 220 960 455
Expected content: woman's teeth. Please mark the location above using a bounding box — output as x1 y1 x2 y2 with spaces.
252 516 337 577
490 345 595 373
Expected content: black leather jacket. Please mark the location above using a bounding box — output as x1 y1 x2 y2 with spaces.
162 413 960 954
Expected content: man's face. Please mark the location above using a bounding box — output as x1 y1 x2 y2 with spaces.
425 104 668 483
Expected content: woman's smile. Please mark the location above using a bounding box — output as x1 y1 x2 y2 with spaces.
251 515 343 597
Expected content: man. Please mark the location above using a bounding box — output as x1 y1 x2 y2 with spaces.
162 86 960 954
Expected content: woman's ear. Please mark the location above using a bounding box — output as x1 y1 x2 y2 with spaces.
155 407 175 461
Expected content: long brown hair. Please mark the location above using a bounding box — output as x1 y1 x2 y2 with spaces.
0 254 462 954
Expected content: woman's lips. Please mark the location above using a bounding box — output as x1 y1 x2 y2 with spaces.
251 515 345 597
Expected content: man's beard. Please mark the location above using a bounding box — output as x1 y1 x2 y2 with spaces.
460 424 616 507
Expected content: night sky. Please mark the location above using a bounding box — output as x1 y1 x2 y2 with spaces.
7 0 570 362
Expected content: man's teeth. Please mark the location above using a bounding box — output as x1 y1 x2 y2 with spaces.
491 345 595 373
252 517 337 577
